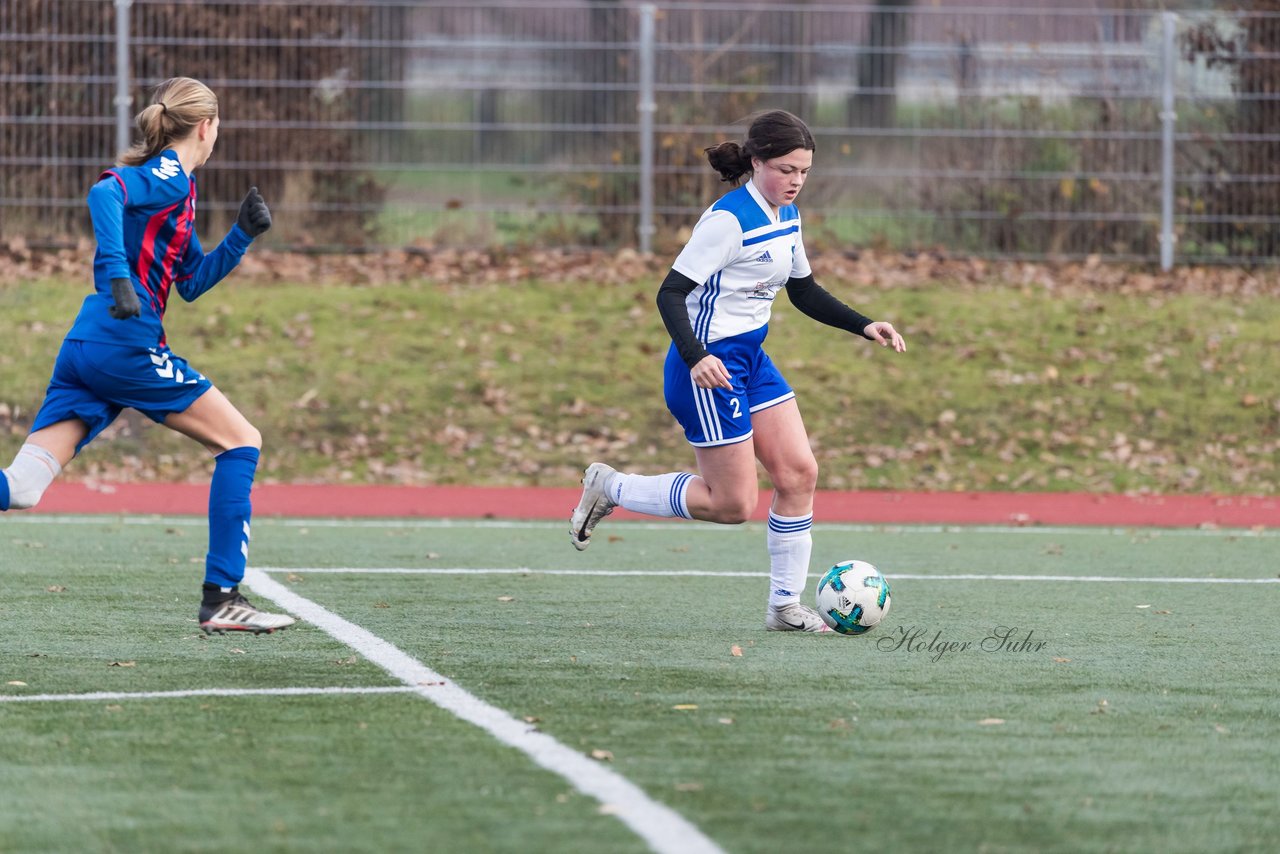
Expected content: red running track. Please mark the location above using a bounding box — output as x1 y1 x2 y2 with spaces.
23 481 1279 528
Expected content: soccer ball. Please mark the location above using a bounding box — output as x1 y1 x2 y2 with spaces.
815 560 891 635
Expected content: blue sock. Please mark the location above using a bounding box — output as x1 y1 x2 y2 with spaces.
205 446 259 588
0 470 9 511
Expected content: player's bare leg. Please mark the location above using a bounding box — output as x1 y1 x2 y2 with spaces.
571 441 758 550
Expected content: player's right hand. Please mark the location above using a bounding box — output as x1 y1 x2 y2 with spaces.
108 277 141 320
691 354 733 390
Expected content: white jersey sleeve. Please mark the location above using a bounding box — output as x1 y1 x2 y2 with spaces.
790 225 812 279
670 210 742 285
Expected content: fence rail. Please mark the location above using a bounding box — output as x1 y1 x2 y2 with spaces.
2 1 1278 265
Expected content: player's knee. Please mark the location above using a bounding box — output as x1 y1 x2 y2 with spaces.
707 494 755 525
220 424 261 453
774 457 818 497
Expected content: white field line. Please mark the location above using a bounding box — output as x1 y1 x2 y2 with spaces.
255 566 1280 584
0 686 416 704
2 515 1276 537
241 567 725 854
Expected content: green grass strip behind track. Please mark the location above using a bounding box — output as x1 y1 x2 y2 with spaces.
2 275 1278 493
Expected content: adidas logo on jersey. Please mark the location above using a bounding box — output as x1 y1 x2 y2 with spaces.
152 157 182 180
754 250 773 263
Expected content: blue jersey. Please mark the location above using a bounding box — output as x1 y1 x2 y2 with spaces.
69 150 253 348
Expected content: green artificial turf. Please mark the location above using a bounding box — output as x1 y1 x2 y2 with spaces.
2 517 1276 852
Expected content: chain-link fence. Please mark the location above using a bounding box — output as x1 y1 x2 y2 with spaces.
3 1 1277 265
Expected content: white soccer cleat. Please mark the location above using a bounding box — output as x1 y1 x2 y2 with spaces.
765 602 833 633
199 592 297 635
570 462 617 551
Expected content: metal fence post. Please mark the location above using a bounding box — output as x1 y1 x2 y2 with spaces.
1159 11 1177 271
637 4 656 254
114 0 133 155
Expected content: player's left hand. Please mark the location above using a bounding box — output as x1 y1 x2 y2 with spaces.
864 321 906 353
237 186 272 238
108 277 141 320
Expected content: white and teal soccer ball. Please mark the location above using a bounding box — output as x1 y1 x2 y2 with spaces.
815 560 891 635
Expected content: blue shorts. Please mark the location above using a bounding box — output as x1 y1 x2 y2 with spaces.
31 339 213 454
663 327 794 447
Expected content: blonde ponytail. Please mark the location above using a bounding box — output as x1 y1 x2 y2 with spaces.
118 77 218 166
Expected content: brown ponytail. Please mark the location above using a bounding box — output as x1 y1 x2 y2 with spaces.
704 141 753 184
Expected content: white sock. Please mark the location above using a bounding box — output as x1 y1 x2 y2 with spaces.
609 471 693 519
2 443 62 510
767 511 813 608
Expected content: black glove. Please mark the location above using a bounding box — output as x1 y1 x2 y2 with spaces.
108 277 141 320
237 186 272 238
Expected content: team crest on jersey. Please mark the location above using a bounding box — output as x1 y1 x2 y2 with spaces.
748 278 785 301
754 250 773 263
152 157 182 180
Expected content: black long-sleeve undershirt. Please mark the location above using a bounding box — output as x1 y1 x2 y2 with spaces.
656 269 875 370
655 269 708 369
784 273 874 339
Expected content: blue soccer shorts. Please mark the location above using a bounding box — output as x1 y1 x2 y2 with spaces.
663 328 795 447
30 339 213 454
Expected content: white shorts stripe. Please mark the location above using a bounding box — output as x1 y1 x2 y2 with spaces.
687 430 753 449
748 391 796 413
694 385 721 443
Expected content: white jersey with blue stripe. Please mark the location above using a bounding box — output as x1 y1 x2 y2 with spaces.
670 178 812 345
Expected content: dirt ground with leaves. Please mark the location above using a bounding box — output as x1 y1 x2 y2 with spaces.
7 236 1280 295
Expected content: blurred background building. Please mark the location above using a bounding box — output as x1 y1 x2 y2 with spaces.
2 0 1275 265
